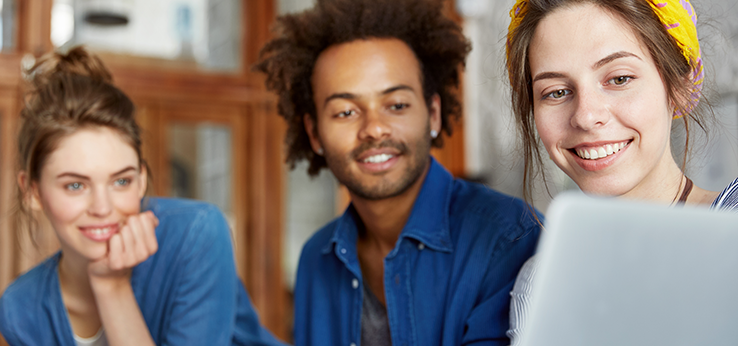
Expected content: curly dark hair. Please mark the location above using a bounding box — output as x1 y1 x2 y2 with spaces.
254 0 471 176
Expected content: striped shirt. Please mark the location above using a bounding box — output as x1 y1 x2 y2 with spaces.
506 176 738 345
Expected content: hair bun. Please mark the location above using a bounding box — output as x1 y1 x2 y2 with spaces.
25 46 113 86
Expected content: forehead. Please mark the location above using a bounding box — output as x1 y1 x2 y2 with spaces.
44 127 139 174
529 3 646 72
311 38 423 99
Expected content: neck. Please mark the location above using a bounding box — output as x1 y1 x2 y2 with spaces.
58 250 95 305
619 152 718 206
351 161 430 252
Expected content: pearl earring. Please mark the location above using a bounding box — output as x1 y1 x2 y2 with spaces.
316 148 324 156
430 130 438 139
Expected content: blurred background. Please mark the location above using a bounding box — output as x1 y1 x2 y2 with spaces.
0 0 736 343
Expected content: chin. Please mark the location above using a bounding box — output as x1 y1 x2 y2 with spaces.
577 181 632 197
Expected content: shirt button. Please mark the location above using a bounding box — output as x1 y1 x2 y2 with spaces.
418 242 425 250
350 343 357 346
340 248 347 254
352 278 359 289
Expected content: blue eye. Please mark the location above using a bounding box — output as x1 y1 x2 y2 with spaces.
114 178 131 187
65 182 84 191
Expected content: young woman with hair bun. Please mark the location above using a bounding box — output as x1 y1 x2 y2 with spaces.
504 0 738 343
0 47 283 346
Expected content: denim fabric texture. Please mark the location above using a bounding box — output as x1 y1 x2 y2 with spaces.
0 198 285 346
293 158 542 346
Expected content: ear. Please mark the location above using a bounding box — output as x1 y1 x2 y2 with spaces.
138 164 148 199
303 113 324 155
670 76 692 116
429 94 442 136
18 171 42 211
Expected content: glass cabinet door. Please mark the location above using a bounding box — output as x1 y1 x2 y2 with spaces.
169 122 233 219
51 0 242 72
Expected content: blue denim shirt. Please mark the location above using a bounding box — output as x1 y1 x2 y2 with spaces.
0 198 285 346
293 159 541 346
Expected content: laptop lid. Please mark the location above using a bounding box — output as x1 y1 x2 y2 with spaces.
519 193 738 346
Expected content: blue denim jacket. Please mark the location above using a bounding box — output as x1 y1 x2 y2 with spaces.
0 198 285 346
293 159 541 346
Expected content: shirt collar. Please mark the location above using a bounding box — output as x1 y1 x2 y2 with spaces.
321 157 454 256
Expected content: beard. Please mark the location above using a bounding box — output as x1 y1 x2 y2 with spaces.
323 125 432 201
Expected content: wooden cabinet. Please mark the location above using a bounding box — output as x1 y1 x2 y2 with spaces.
0 1 466 344
0 0 291 342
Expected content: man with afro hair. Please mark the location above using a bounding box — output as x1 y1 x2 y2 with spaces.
255 0 540 345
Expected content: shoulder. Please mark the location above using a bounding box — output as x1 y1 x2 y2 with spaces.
298 217 341 263
449 179 542 242
146 197 230 242
712 177 738 211
0 256 60 342
145 197 224 220
1 255 58 306
142 198 233 270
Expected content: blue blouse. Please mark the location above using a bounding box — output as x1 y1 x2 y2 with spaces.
293 158 542 346
0 197 285 346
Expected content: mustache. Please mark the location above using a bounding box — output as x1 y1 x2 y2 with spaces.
351 140 408 160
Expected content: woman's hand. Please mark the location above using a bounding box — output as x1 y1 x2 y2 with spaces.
88 211 159 289
87 211 159 346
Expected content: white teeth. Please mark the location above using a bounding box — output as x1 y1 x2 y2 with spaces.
363 154 394 164
575 141 628 160
88 228 111 235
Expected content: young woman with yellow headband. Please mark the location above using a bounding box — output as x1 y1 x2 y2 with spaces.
505 0 738 343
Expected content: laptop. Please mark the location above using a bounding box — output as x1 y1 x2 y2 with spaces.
519 193 738 346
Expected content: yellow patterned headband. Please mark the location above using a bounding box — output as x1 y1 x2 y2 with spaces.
507 0 703 117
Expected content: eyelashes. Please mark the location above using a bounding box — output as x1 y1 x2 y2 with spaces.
63 178 134 193
539 75 636 102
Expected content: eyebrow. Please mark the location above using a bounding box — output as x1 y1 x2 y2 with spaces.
322 84 415 107
593 51 641 69
56 166 137 180
531 72 568 84
531 51 642 84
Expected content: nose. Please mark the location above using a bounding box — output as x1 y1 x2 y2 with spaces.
570 88 610 131
88 186 112 218
357 107 391 141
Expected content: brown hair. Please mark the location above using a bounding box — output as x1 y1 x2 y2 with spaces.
254 0 471 176
506 0 712 204
14 46 146 246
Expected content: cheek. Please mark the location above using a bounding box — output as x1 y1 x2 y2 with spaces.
114 186 143 216
619 92 671 139
534 111 560 151
320 122 357 152
41 190 88 227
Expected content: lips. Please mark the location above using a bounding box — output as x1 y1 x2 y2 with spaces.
351 139 407 175
78 223 119 242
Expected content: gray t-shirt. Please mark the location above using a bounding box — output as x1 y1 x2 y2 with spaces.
361 284 392 346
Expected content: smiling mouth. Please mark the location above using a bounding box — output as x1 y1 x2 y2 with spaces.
362 153 395 164
572 140 630 160
79 223 120 241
